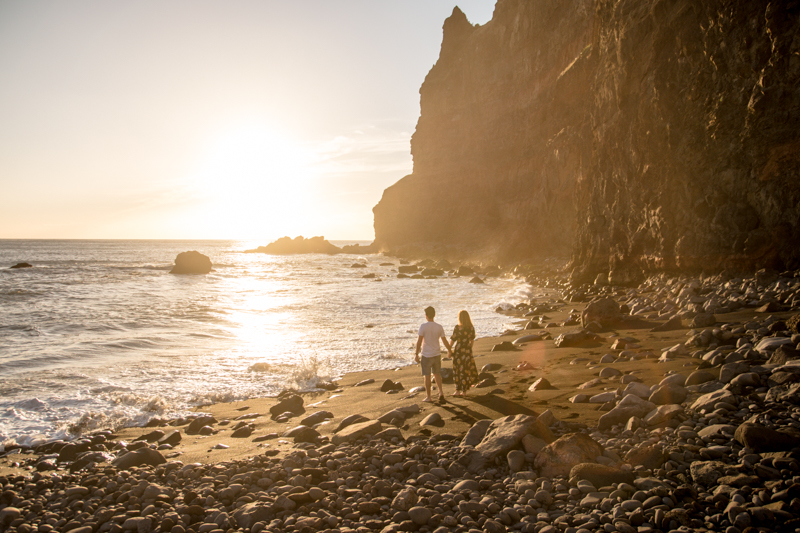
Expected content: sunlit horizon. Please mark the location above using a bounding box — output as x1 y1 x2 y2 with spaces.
0 1 495 241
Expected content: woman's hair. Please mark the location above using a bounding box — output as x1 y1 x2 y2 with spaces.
458 310 473 328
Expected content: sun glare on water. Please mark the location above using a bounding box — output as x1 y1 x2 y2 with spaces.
191 121 322 240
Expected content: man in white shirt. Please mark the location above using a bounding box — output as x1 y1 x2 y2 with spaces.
415 306 453 403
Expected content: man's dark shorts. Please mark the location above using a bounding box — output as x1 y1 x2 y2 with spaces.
420 354 441 376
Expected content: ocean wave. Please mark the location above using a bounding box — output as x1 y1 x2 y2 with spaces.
15 398 48 411
0 323 41 335
63 411 125 436
190 391 239 407
108 392 169 414
99 339 162 350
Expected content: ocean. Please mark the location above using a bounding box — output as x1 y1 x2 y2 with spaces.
0 239 546 448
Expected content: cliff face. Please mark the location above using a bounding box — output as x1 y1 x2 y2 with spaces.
373 0 800 279
373 0 595 263
575 0 800 282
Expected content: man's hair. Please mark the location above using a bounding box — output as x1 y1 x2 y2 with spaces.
424 306 435 319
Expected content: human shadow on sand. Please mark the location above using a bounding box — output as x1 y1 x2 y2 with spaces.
439 391 540 421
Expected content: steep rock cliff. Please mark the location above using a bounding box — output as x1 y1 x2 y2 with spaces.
575 0 800 282
373 0 595 262
373 0 800 278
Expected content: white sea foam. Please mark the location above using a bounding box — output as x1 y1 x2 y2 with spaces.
290 354 335 390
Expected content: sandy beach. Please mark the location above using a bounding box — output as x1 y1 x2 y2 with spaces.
2 295 716 473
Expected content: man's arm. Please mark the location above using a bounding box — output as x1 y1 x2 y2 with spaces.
415 336 423 363
441 336 453 357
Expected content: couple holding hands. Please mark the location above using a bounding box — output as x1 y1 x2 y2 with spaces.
414 306 479 403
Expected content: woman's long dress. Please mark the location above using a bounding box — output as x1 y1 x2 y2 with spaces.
451 324 478 392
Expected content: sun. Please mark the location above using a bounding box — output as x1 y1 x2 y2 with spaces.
190 120 323 239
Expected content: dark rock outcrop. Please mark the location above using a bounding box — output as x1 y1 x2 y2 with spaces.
9 262 32 269
245 236 342 255
372 0 800 277
170 251 212 274
340 243 378 254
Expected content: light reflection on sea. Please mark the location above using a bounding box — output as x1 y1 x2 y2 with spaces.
0 239 550 446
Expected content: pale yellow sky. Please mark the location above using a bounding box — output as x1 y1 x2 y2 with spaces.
0 1 494 241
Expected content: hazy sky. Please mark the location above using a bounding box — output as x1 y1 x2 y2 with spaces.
0 1 495 241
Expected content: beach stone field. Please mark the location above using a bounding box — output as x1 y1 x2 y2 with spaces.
3 269 800 533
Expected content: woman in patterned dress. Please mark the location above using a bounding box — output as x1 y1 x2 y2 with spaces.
451 310 478 397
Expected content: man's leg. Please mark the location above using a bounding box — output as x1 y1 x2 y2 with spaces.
421 356 434 401
434 372 445 401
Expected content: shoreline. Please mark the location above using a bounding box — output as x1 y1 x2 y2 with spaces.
2 269 800 533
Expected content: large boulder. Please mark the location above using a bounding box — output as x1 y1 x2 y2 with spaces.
331 420 382 445
622 382 653 399
766 382 800 403
728 372 761 394
283 426 321 443
534 433 604 478
719 362 751 384
269 395 305 418
691 389 735 412
689 313 717 328
335 414 369 432
755 336 795 355
554 329 597 348
648 383 687 405
767 345 800 365
462 420 493 447
690 460 727 486
581 298 622 328
644 404 684 426
787 314 800 335
624 445 665 470
111 448 166 470
597 407 637 431
391 487 418 512
650 315 684 332
186 416 217 435
685 370 716 386
468 414 553 472
598 394 655 430
170 251 212 274
300 411 333 426
233 502 273 529
570 463 635 487
734 422 800 453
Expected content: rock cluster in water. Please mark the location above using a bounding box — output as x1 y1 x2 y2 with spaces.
244 237 377 256
2 270 800 533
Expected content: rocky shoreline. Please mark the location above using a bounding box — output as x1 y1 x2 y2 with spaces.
2 268 800 533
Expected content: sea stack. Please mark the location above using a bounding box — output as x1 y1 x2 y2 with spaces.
169 251 212 274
